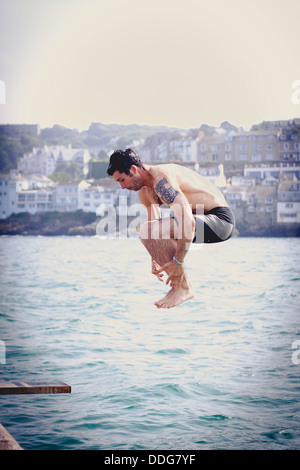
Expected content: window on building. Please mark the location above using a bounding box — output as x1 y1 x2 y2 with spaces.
253 144 261 151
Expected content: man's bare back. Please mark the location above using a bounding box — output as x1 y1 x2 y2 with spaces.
138 163 228 214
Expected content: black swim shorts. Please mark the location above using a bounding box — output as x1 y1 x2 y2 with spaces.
193 206 235 243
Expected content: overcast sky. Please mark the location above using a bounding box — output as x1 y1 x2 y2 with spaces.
0 0 299 130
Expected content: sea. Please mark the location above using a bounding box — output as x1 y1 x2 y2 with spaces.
0 235 299 450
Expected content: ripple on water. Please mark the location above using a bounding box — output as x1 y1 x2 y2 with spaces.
0 236 299 450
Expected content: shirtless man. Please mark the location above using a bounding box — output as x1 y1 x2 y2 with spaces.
107 148 235 309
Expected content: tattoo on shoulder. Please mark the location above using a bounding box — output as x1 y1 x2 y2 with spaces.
155 177 179 204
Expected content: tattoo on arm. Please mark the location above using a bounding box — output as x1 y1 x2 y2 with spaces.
155 177 179 205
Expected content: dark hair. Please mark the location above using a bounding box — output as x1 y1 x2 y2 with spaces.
107 149 145 176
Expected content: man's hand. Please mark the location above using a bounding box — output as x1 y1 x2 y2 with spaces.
156 260 184 289
152 260 164 282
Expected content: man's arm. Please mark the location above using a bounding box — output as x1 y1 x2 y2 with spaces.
138 187 160 221
154 172 195 288
138 188 164 282
154 174 195 262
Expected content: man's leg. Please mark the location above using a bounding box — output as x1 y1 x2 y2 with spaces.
139 218 194 308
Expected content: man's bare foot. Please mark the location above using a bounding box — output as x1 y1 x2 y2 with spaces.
154 286 175 308
154 285 194 309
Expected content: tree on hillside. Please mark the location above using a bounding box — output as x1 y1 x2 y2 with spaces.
0 135 24 173
49 161 82 182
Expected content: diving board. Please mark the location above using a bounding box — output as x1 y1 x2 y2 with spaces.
0 424 23 450
0 381 71 395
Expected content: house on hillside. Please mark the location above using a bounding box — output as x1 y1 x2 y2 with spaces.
53 180 90 212
18 145 91 177
277 177 300 223
0 172 54 219
78 184 116 215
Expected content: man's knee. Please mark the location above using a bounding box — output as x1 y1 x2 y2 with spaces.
139 220 156 241
139 218 174 241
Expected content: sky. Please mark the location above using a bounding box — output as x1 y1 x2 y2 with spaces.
0 0 300 131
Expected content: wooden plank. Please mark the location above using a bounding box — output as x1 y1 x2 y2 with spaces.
0 381 71 395
0 424 23 450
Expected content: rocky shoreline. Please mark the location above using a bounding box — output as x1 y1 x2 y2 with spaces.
0 211 299 238
0 211 98 236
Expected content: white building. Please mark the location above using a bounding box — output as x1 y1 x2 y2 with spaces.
197 164 227 188
0 171 120 218
0 172 54 219
169 137 198 162
154 136 198 162
16 189 53 214
277 179 300 223
277 202 300 223
0 174 17 219
78 185 116 215
53 180 90 212
18 145 91 176
244 163 300 180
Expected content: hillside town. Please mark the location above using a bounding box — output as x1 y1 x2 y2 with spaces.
0 119 300 236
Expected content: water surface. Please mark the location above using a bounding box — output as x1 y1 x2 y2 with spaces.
0 236 299 449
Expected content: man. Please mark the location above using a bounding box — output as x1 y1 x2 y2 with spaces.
107 148 235 309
